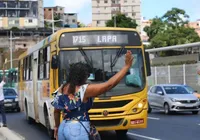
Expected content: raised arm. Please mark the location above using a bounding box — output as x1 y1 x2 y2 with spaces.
84 50 133 99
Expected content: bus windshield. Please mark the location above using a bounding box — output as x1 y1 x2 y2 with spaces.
59 48 145 97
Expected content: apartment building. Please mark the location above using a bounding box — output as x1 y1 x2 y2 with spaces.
141 17 152 42
92 0 141 31
44 6 78 28
0 0 44 29
187 19 200 37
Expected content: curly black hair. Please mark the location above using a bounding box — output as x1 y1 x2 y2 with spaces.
62 62 90 94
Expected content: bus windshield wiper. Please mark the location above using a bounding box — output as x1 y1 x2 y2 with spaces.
111 46 125 68
79 48 93 69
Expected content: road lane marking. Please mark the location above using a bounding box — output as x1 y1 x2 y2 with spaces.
198 124 200 125
148 117 160 120
127 132 161 140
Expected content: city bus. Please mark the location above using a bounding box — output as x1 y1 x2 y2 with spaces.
17 27 151 138
0 68 18 89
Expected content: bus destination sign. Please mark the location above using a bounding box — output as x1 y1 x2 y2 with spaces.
72 34 128 46
59 31 141 47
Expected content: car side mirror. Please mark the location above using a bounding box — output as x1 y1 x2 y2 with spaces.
157 91 164 95
51 55 59 69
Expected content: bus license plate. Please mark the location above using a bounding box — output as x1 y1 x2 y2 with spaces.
131 119 144 125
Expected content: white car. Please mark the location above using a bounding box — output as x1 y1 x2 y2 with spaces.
148 84 200 114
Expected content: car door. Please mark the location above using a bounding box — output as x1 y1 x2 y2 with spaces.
148 86 157 106
154 86 165 108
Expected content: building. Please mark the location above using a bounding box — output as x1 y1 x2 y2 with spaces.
92 0 141 31
187 20 200 37
141 17 152 42
44 6 78 28
0 0 44 29
0 28 52 69
62 13 78 28
44 6 64 20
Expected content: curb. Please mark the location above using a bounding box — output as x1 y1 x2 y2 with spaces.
0 127 25 140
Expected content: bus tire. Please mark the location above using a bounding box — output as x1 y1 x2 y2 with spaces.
25 100 34 124
44 106 54 139
116 130 128 137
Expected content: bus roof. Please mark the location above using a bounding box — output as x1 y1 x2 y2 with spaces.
18 27 139 59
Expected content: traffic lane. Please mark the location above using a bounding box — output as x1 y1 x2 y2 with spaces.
5 112 49 140
133 111 200 140
148 110 200 126
5 111 149 140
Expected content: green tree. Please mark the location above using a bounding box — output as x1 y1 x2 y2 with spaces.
77 22 85 27
144 17 167 40
162 8 189 28
106 13 138 28
144 8 200 54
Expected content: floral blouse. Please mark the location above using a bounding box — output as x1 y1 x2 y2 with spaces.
51 84 93 121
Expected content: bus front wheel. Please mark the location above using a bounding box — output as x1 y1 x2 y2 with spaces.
44 107 54 139
25 101 34 124
116 130 128 137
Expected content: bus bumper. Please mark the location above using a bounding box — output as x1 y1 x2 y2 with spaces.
90 109 147 131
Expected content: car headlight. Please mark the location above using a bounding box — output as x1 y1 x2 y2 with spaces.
170 98 177 102
15 98 19 102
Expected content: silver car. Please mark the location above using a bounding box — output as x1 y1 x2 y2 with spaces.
148 84 200 114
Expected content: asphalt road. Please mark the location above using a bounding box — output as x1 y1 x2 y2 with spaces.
2 110 200 140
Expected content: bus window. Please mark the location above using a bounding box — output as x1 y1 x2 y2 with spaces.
28 55 32 80
38 49 44 79
43 46 50 79
59 48 145 97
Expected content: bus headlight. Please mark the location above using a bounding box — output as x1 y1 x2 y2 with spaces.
129 99 147 114
138 103 143 108
15 98 19 102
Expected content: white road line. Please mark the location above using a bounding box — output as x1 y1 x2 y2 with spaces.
148 117 160 120
198 124 200 125
127 132 161 140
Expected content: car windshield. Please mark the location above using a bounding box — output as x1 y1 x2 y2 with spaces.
163 86 190 94
59 48 145 97
3 89 17 96
184 86 194 93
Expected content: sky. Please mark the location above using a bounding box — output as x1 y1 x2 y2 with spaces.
44 0 200 25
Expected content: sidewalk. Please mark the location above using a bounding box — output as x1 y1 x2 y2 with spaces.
0 127 25 140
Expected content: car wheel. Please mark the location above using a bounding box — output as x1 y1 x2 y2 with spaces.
164 103 171 114
148 103 152 113
192 111 198 115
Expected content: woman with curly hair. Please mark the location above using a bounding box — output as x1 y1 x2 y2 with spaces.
52 50 133 140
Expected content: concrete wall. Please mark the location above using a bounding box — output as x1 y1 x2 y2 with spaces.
151 54 199 66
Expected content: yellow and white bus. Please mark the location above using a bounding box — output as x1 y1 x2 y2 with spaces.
18 27 151 138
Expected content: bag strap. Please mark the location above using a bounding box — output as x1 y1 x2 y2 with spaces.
76 118 91 136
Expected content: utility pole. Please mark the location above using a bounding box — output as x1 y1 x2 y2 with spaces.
10 30 13 69
114 14 116 27
52 8 54 33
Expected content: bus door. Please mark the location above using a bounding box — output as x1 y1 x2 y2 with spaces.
33 52 39 122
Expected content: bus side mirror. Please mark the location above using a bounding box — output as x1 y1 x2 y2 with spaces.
145 52 151 76
51 55 59 69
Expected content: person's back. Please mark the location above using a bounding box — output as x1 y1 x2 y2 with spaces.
52 50 133 140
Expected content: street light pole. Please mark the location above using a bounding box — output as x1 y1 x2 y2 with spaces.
114 14 116 27
10 30 13 69
52 8 54 34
